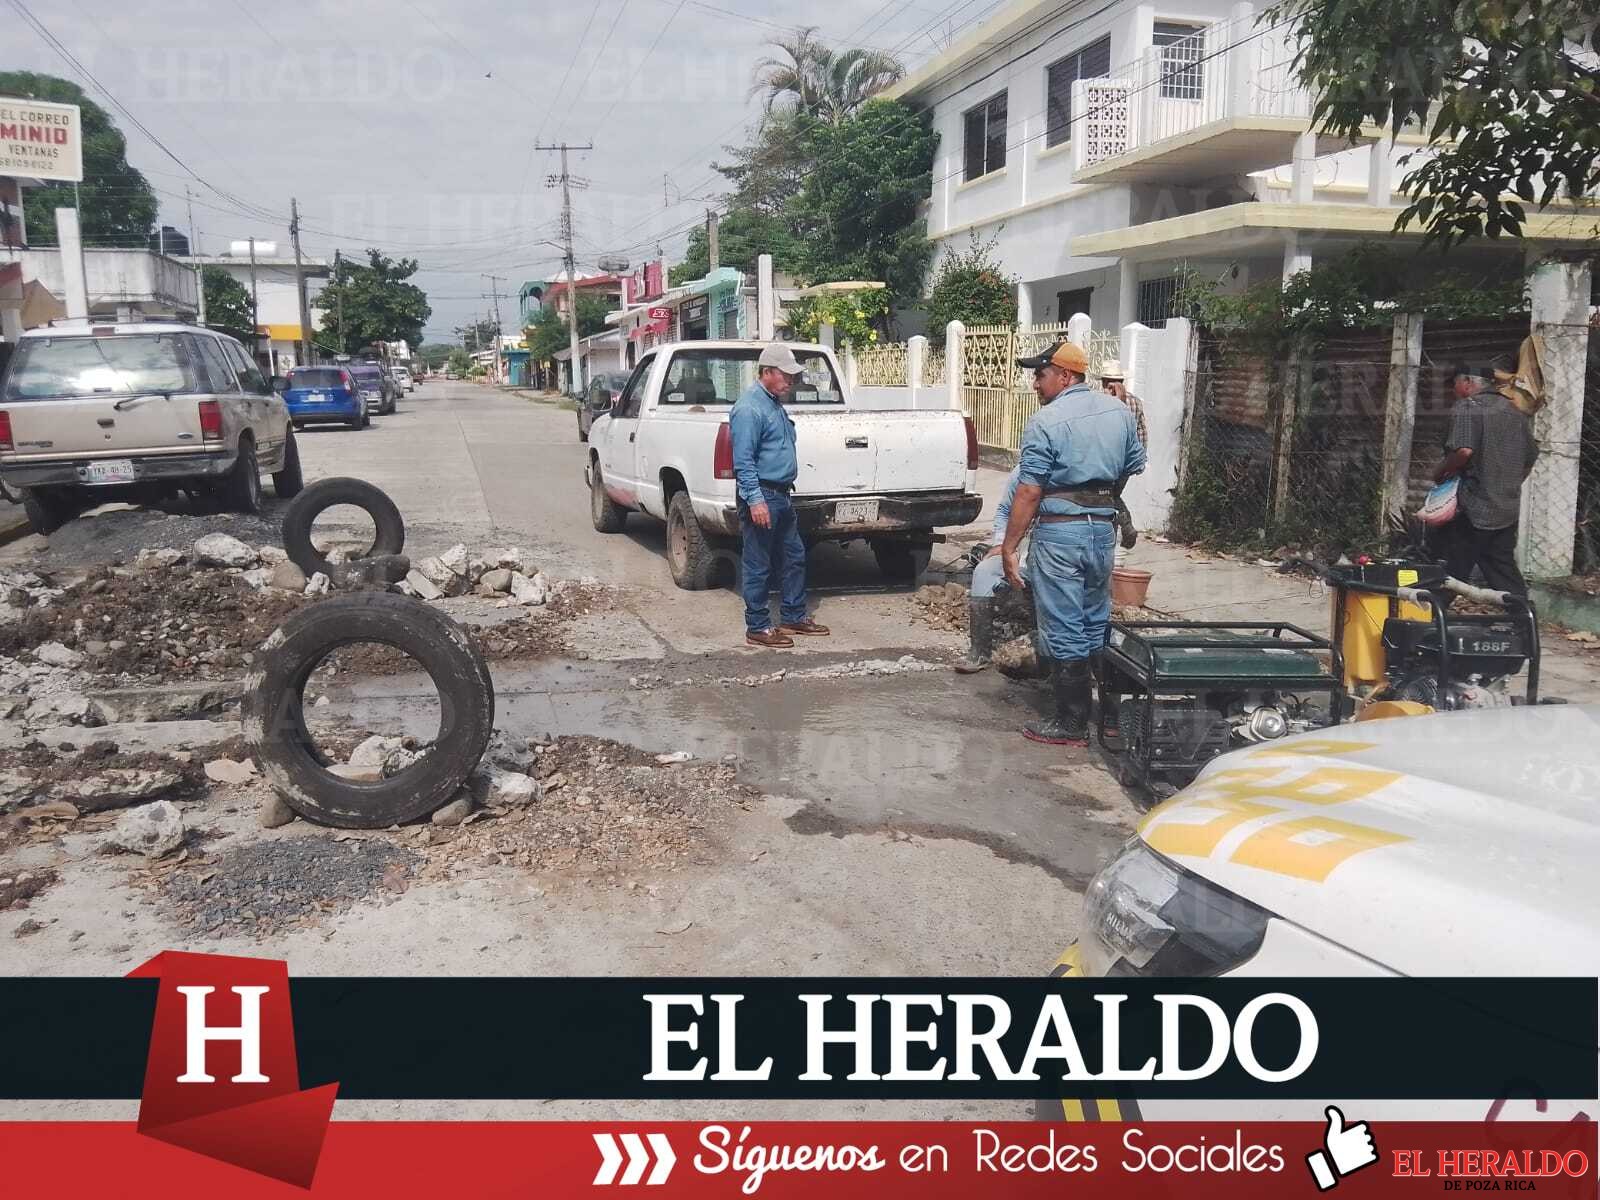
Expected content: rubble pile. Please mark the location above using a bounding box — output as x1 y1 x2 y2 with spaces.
396 544 552 606
413 735 758 882
0 740 216 817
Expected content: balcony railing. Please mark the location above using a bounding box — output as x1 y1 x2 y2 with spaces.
1071 7 1315 180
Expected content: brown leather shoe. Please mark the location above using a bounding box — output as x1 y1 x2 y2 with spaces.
779 619 830 636
746 628 794 648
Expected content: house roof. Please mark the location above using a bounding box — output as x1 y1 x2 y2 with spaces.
882 0 1062 102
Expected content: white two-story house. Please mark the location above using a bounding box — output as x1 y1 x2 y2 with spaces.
887 0 1596 330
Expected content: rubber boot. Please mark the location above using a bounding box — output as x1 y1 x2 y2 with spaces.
1024 658 1092 746
954 596 995 674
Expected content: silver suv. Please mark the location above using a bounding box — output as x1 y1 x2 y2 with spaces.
0 320 302 532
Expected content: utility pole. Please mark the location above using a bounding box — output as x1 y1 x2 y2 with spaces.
332 249 344 355
482 273 506 382
289 197 313 365
186 187 205 326
537 140 593 394
707 209 719 271
247 235 261 362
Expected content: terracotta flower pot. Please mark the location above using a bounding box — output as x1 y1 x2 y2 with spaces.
1111 566 1153 609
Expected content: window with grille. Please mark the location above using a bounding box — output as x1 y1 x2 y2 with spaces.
1045 36 1111 148
1136 277 1179 327
1153 22 1205 100
962 92 1008 180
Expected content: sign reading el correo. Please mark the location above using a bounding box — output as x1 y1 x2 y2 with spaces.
0 98 83 183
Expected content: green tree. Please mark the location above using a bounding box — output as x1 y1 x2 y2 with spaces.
1276 0 1600 245
750 27 904 124
313 249 432 354
670 208 805 285
709 108 817 216
201 267 255 344
447 348 472 374
926 233 1019 330
525 293 615 360
0 71 157 246
418 343 454 369
790 98 936 302
454 318 500 350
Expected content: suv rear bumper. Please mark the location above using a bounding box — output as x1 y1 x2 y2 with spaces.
0 450 236 489
706 491 983 538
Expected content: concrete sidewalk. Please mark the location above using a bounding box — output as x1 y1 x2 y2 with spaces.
969 466 1600 703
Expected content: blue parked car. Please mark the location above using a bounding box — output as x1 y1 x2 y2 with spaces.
281 366 369 430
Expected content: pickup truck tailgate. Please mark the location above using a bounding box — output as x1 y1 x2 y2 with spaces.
794 410 966 495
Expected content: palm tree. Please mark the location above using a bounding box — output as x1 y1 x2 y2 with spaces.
750 27 904 124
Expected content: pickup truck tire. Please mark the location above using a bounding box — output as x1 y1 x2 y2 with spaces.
590 463 627 533
666 491 718 590
245 592 494 828
871 539 933 585
21 486 76 534
281 476 407 577
218 438 263 514
272 430 305 498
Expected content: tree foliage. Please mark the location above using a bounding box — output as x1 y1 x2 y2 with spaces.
0 72 157 246
418 343 454 369
671 208 804 285
1275 0 1600 244
925 232 1019 330
312 249 431 355
453 318 500 349
447 348 472 374
750 26 904 125
524 293 616 361
784 288 890 347
201 267 255 344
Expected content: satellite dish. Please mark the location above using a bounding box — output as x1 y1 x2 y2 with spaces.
598 256 631 273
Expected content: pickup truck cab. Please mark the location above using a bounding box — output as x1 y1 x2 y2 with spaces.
0 320 301 532
585 340 983 588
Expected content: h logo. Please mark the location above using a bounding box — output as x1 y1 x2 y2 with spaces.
175 986 272 1084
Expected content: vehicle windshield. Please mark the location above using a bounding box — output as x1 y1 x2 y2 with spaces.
2 333 196 401
349 366 382 387
658 348 842 406
288 368 346 389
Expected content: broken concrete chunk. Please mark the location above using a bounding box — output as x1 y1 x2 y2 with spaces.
258 794 296 828
484 729 535 774
477 568 513 594
61 768 183 813
87 683 238 725
655 750 694 764
34 642 83 668
194 533 258 568
258 545 289 565
135 547 185 570
203 757 257 785
438 543 470 576
270 561 309 592
466 558 490 584
468 764 541 808
107 800 185 858
430 794 474 827
333 554 410 590
304 572 331 597
509 571 548 606
382 745 426 777
329 762 384 783
403 569 444 601
415 556 467 597
349 735 404 769
25 799 80 821
240 566 274 590
325 546 351 566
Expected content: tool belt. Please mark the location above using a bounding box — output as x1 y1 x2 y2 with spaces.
1041 482 1117 507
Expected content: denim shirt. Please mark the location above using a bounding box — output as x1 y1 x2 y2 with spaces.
729 380 798 506
1017 382 1146 515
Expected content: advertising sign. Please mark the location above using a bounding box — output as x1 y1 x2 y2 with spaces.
0 97 83 183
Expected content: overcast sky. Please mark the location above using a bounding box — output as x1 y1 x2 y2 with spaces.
10 0 997 341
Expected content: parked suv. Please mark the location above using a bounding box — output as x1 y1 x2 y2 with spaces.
0 321 302 532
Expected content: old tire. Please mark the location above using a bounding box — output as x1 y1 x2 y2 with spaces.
666 491 718 590
872 539 933 584
281 476 406 578
219 438 263 514
273 429 305 498
590 461 626 533
245 592 494 828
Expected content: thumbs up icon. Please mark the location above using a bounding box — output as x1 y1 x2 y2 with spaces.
1306 1106 1378 1191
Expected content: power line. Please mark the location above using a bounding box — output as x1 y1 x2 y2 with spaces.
588 0 688 137
555 0 633 133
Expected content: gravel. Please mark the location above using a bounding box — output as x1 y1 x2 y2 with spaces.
156 835 422 936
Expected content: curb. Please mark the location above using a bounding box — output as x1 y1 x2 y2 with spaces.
0 512 34 548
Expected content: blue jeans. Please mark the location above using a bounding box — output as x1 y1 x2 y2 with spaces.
740 487 808 633
970 539 1028 598
1028 518 1115 660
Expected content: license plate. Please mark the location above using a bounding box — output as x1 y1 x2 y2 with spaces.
83 459 136 485
835 499 879 523
307 391 328 402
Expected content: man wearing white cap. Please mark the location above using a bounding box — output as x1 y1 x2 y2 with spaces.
729 344 831 648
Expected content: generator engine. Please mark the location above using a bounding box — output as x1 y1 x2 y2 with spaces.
1382 613 1532 711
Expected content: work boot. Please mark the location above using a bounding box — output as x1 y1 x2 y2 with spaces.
1024 658 1093 746
954 596 995 674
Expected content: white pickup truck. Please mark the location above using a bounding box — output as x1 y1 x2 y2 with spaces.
583 340 984 588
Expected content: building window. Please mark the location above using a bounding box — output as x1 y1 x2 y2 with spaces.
1153 22 1205 100
1136 277 1179 327
963 92 1008 181
1045 36 1111 148
1056 287 1094 320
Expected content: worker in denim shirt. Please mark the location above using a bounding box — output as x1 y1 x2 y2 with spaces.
730 344 830 648
1001 341 1146 744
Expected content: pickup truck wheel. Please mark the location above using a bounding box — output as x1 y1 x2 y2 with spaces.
21 487 76 534
871 539 933 585
590 463 626 533
219 439 263 514
272 429 305 498
666 491 718 590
